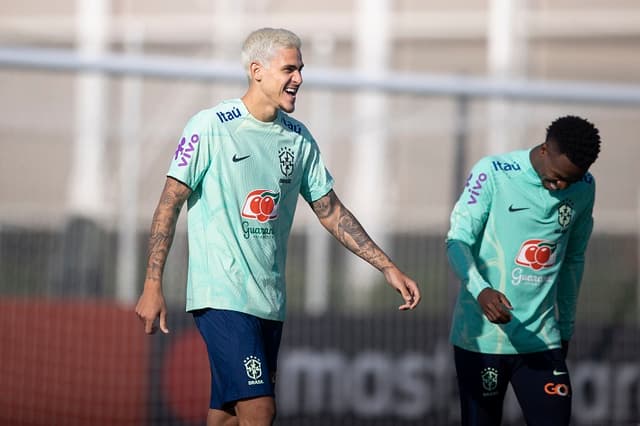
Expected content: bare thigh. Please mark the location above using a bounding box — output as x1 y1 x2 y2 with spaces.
206 408 238 426
206 396 276 426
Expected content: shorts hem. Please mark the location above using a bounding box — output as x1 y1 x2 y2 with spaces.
212 391 276 410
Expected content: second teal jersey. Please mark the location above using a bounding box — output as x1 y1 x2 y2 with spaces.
167 99 334 321
447 149 595 354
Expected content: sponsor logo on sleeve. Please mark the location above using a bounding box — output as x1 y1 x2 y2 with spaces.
174 134 200 167
465 172 488 205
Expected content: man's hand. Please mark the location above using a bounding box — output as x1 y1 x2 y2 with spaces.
135 282 169 334
383 266 421 310
477 288 512 324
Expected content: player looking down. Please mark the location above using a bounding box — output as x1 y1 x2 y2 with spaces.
446 115 601 426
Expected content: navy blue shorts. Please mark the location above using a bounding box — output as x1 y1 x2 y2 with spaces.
193 309 283 410
454 345 571 426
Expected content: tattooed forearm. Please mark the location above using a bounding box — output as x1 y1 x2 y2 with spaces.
145 178 190 284
313 191 392 271
146 210 178 281
336 208 392 271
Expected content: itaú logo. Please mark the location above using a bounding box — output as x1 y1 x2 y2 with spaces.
241 189 280 223
544 382 570 396
514 239 557 270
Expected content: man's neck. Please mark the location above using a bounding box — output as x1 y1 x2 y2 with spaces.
241 93 278 122
529 144 543 176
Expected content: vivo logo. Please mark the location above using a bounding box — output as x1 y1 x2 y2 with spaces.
466 172 487 205
174 134 200 167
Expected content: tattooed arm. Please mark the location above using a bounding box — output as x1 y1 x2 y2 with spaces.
310 190 421 310
135 177 192 334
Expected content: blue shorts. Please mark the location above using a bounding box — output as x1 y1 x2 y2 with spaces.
454 345 571 426
193 309 283 410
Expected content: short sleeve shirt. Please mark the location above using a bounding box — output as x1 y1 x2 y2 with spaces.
167 99 334 321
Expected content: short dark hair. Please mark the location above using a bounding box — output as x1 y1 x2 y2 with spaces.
546 115 601 170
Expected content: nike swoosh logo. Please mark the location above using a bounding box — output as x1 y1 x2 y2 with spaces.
508 205 529 212
232 154 251 162
553 370 568 376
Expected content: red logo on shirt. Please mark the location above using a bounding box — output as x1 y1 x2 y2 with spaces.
241 190 280 223
514 239 557 270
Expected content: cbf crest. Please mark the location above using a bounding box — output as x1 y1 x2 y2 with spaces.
557 200 574 232
279 147 294 177
244 355 264 385
481 367 499 395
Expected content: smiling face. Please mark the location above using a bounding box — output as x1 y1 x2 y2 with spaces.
534 139 586 191
245 47 303 121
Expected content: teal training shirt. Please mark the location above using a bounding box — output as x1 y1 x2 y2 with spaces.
446 148 595 354
167 99 334 321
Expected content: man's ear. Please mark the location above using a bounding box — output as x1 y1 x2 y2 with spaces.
539 142 549 156
250 61 263 82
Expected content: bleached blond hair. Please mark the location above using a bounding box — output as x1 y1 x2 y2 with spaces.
241 28 301 77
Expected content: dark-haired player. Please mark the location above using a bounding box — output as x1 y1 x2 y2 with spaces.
446 116 601 425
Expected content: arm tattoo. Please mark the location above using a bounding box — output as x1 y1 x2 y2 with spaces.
310 193 334 219
145 180 190 282
312 191 391 271
336 208 391 271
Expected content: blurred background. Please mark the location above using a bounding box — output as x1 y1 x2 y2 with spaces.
1 0 639 425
